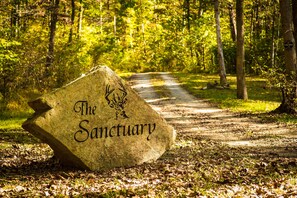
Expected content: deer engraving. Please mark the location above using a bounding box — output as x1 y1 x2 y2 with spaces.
105 82 129 119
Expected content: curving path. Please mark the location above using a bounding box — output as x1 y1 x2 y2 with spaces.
131 72 297 157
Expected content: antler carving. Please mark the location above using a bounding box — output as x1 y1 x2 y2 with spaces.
105 85 115 108
105 82 128 119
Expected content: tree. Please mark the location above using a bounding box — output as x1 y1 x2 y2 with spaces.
274 0 297 114
45 0 60 73
228 1 237 42
214 0 227 86
293 0 297 54
68 0 76 43
236 0 248 100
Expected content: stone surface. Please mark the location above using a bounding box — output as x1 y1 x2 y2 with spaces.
22 66 175 171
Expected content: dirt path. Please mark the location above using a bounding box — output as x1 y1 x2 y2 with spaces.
131 73 297 157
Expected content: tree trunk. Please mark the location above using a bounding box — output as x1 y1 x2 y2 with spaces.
274 0 297 114
293 0 297 54
68 0 75 43
236 0 248 100
214 0 227 86
271 2 276 68
185 0 190 32
77 0 83 38
10 0 20 37
46 0 60 73
228 2 237 42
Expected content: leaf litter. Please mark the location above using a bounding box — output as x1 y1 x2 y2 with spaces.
1 73 297 197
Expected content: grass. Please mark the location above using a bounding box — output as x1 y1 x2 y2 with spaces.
173 72 297 124
0 111 32 130
173 73 281 113
1 72 296 130
2 72 297 197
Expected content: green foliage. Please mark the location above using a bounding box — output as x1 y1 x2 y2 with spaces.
0 0 289 114
0 110 31 130
0 39 21 102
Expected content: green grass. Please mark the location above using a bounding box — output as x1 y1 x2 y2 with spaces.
1 72 296 130
0 111 32 130
173 72 297 124
118 72 134 81
173 73 281 114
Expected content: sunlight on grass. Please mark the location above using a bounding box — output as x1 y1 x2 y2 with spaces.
0 111 32 130
117 72 134 80
0 118 26 130
220 98 279 113
0 142 11 149
174 73 281 113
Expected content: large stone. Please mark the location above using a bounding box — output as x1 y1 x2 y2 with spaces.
22 66 175 171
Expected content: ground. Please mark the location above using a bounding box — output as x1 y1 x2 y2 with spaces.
1 73 297 197
131 73 297 157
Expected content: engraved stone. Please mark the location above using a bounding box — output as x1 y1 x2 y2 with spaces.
22 66 175 171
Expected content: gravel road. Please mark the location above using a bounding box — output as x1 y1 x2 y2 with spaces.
131 72 297 157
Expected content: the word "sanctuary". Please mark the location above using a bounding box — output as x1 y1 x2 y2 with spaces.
74 119 156 143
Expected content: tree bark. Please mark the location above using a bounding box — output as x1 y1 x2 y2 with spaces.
68 0 75 43
236 0 248 100
46 0 60 73
10 0 20 37
214 0 227 86
274 0 297 114
228 2 237 42
77 0 83 38
185 0 190 32
292 0 297 54
271 2 276 68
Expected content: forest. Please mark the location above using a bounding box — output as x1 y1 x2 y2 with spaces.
1 0 297 197
0 0 296 114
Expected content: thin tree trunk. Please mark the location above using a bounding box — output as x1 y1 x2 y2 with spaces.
77 0 83 38
214 0 227 86
228 2 237 42
68 0 75 43
185 0 190 32
45 0 60 73
271 2 276 68
236 0 248 100
10 0 20 37
292 0 297 54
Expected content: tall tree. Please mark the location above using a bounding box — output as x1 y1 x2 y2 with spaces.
68 0 75 43
77 0 83 38
236 0 248 100
275 0 297 113
214 0 227 86
228 1 237 42
10 0 20 38
292 0 297 54
46 0 60 73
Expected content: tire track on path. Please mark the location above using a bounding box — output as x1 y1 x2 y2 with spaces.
131 72 297 157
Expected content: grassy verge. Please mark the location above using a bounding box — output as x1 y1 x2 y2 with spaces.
0 111 32 130
173 72 297 124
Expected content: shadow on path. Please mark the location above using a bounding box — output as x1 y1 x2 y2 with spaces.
131 72 297 158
